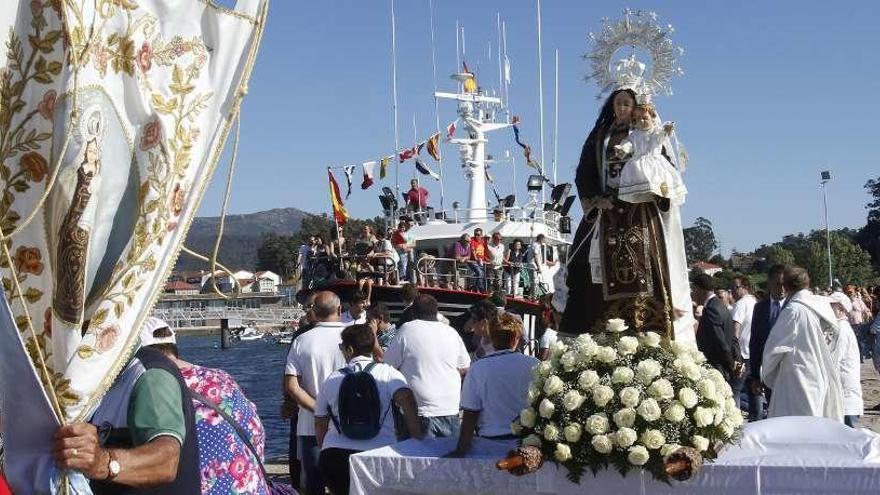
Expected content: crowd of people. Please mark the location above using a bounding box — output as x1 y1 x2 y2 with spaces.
282 289 536 495
690 265 880 426
298 222 561 300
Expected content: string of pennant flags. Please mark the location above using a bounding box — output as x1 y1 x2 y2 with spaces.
328 115 547 225
329 119 458 201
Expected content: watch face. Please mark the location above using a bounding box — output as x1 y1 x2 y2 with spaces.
109 459 121 476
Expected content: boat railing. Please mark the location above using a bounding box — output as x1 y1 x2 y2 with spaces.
399 204 562 230
414 255 542 298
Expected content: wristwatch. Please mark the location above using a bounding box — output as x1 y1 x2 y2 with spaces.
106 449 121 480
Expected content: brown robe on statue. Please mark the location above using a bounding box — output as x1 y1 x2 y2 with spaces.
53 166 94 324
560 118 675 337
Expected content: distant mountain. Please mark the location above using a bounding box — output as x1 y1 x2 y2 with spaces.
174 207 311 271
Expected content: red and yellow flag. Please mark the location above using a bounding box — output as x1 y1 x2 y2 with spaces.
426 132 441 161
328 169 348 226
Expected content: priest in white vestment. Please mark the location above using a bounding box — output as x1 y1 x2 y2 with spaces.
827 292 864 427
762 266 843 421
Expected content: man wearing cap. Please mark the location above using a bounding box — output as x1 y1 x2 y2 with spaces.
828 292 863 427
52 317 199 494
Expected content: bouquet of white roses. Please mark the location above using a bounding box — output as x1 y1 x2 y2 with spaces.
511 319 743 482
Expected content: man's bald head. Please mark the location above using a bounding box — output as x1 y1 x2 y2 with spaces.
312 291 341 321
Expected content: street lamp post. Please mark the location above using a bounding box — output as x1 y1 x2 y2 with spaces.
820 171 833 288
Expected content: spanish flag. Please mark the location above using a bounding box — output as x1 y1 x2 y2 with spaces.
328 169 348 226
426 132 441 161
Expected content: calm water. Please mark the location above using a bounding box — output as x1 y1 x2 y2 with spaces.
178 334 290 460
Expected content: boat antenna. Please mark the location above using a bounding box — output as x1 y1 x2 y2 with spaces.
502 21 510 120
428 0 446 209
391 0 401 211
536 0 546 205
553 48 559 185
497 13 503 108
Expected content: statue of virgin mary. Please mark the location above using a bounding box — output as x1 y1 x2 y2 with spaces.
558 15 694 342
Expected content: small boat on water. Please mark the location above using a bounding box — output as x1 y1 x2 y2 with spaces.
235 327 264 341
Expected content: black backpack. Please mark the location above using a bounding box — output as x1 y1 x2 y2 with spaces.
329 362 385 440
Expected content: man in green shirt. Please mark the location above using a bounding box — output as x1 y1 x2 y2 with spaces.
53 318 199 493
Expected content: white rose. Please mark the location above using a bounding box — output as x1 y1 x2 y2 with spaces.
614 427 637 448
576 340 598 360
670 340 692 357
617 336 639 355
664 402 686 423
683 362 703 381
637 398 662 422
640 429 666 450
678 387 699 408
636 359 662 384
660 443 682 457
691 435 710 452
592 385 615 407
550 340 568 356
575 333 596 346
539 398 556 418
520 407 537 428
523 434 542 447
611 366 635 385
713 406 725 426
585 413 609 435
578 370 600 390
564 423 583 443
543 375 565 396
562 390 585 411
648 378 675 401
619 387 641 408
554 443 572 462
560 351 578 371
690 348 707 364
595 346 618 363
543 423 560 441
721 421 735 437
730 409 744 427
536 361 553 377
527 385 540 404
693 406 714 427
627 445 650 466
606 318 629 333
613 408 637 428
511 421 523 435
591 434 613 454
697 379 717 401
639 331 661 348
715 376 733 398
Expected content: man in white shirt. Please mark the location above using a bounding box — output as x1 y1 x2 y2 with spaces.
384 295 471 438
828 292 863 427
284 291 347 495
731 278 758 414
762 266 843 421
486 232 506 292
315 324 422 495
527 234 558 293
447 313 539 457
341 290 368 326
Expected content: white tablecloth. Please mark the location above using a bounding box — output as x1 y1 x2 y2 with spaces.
349 417 880 495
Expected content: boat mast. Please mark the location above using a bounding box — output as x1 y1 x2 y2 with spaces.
553 48 559 185
390 0 401 206
428 0 445 209
536 0 546 203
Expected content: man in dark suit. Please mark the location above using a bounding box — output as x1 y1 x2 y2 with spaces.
692 274 744 407
746 264 786 421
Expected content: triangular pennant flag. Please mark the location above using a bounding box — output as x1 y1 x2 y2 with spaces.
380 156 391 179
343 165 356 199
446 120 457 139
361 161 376 190
426 133 441 161
328 170 349 226
415 158 441 180
417 141 425 155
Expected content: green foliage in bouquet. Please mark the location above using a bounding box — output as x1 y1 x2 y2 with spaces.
512 319 744 483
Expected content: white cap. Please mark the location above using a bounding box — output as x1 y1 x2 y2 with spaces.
140 316 176 346
828 292 853 314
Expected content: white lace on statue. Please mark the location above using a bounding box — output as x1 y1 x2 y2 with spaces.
615 113 687 205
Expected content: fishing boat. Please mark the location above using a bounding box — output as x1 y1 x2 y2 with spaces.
312 31 575 346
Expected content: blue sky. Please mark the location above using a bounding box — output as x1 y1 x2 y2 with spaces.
202 0 880 254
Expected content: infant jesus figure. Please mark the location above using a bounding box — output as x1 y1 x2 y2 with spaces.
614 102 687 205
